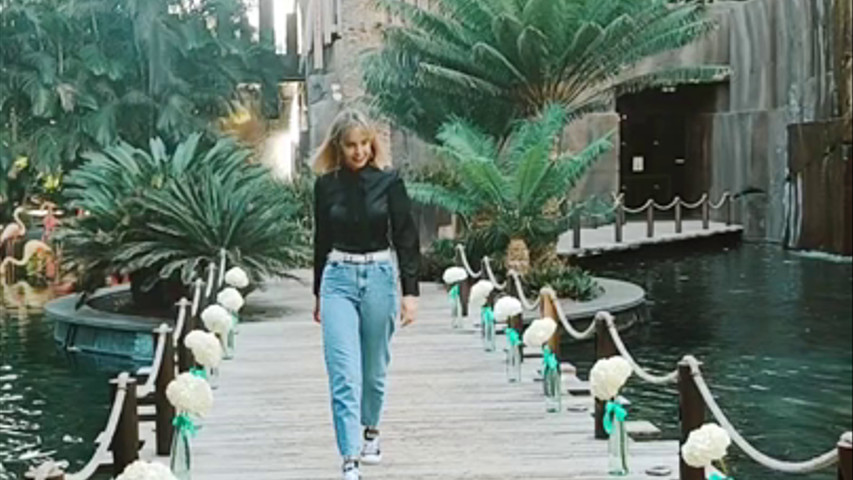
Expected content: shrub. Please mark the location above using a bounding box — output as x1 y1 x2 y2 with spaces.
524 263 603 302
58 134 308 307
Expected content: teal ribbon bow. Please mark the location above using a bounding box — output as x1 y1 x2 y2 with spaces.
189 367 208 380
709 474 733 480
603 400 628 435
481 306 494 326
231 312 240 326
506 328 521 347
173 413 199 437
449 284 460 301
542 346 559 374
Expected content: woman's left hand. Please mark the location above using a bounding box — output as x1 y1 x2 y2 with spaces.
401 295 418 327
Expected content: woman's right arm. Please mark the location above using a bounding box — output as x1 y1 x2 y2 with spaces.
313 176 332 299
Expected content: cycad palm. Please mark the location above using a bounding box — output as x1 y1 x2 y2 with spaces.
364 0 729 140
408 105 612 273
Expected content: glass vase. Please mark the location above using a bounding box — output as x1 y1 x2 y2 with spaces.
506 344 522 383
219 333 233 360
482 310 496 352
208 367 220 390
170 426 192 480
451 294 463 330
607 416 629 476
543 366 562 413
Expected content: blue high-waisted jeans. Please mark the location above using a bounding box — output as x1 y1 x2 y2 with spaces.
320 259 398 459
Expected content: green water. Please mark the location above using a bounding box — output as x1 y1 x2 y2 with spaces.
0 305 124 479
573 243 853 480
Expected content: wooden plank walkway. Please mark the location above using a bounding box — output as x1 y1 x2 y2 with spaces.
557 220 743 258
174 273 679 479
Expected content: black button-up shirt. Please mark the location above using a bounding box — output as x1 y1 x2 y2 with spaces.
313 166 421 296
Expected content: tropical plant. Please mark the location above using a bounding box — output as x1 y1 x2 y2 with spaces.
363 0 729 140
0 0 282 201
407 105 612 274
57 134 308 309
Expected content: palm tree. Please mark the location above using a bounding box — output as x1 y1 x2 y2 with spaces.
363 0 729 140
408 105 612 274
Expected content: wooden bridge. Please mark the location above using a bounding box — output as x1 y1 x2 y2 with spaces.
188 273 680 479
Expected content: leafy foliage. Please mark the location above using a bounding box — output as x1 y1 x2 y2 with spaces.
364 0 729 140
57 134 309 293
408 105 612 258
524 263 603 302
0 0 282 216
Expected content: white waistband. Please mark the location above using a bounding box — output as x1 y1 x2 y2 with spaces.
328 249 393 264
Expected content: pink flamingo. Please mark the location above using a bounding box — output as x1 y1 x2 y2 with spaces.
1 206 26 249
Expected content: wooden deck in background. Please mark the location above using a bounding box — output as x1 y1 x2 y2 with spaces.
557 220 743 258
157 273 680 479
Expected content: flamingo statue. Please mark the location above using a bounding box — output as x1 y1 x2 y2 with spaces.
0 206 27 253
0 239 53 281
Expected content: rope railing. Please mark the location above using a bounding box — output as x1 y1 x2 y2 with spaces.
59 373 131 480
482 257 507 290
137 324 170 398
684 355 846 475
454 244 483 278
508 270 541 311
601 312 678 385
542 288 596 340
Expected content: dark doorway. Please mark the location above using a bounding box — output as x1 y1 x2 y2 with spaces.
617 85 720 209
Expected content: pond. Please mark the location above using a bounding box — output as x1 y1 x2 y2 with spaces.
573 243 853 480
0 285 127 480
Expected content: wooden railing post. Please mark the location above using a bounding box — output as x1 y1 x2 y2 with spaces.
702 195 711 230
679 358 705 480
725 194 734 226
507 280 524 363
454 248 472 317
675 199 683 234
176 298 195 373
541 291 561 361
573 214 582 249
839 433 853 480
154 324 176 456
460 278 472 318
110 374 139 476
594 316 617 440
614 202 624 244
646 205 655 238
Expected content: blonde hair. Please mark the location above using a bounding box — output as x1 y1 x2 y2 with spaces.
312 108 390 174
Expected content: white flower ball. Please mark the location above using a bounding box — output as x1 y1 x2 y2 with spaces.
681 423 732 468
184 330 223 368
493 296 522 322
442 266 467 285
224 267 250 289
523 317 558 348
201 304 232 336
116 460 178 480
468 280 494 309
166 372 213 418
217 287 245 312
590 356 633 401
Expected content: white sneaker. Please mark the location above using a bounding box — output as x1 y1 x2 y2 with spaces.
360 436 382 465
342 460 361 480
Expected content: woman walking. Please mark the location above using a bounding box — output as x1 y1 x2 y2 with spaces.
312 109 420 480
